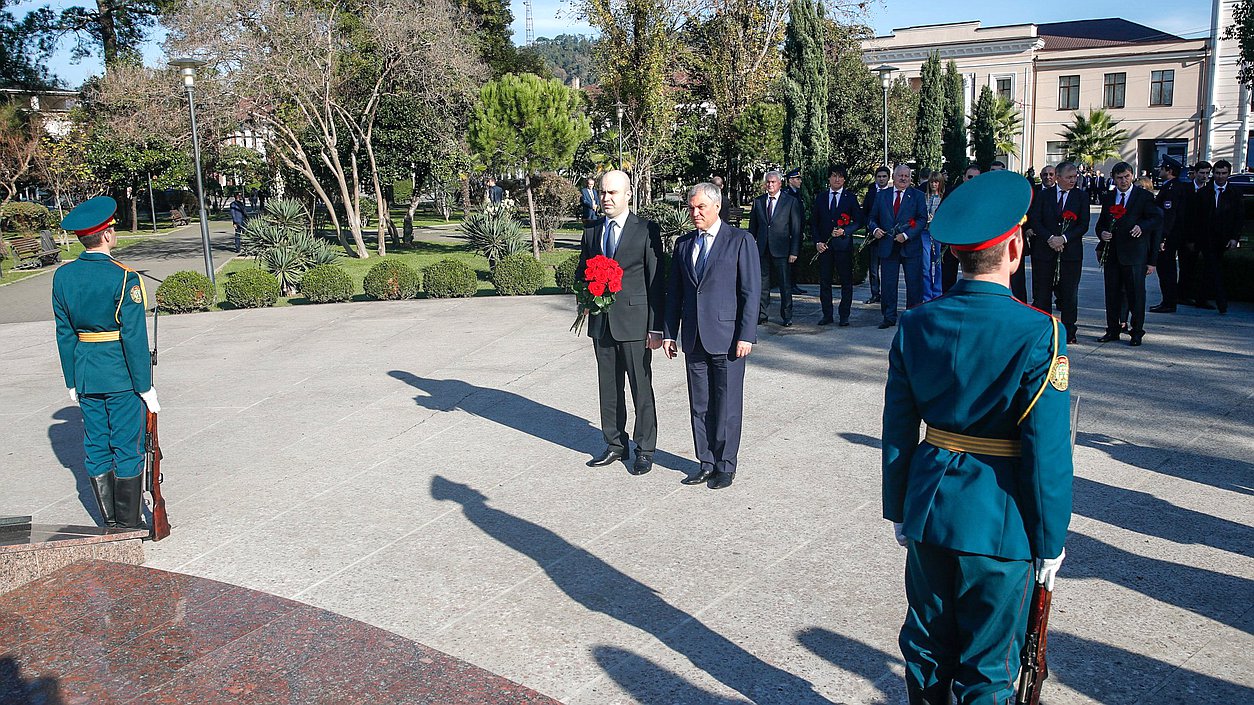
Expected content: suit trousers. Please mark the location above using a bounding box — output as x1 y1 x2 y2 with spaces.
1105 262 1147 337
684 338 746 474
941 248 959 293
880 248 924 324
818 248 853 322
1178 244 1200 303
868 250 881 297
80 391 145 480
760 251 793 321
1200 248 1229 312
593 334 657 455
899 540 1033 705
1031 254 1082 339
1156 240 1187 306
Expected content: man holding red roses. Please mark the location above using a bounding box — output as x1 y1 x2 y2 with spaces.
812 164 864 326
1096 162 1162 346
1027 161 1090 344
577 170 667 474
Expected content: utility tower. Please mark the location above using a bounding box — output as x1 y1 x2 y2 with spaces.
525 0 535 46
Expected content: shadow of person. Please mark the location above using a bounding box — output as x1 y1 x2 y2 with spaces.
590 645 748 705
0 656 64 705
430 477 828 705
836 433 881 450
47 406 100 525
1079 431 1254 497
796 627 902 703
390 371 696 476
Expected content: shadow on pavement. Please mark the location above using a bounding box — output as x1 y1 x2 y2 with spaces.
389 371 697 477
430 476 829 705
590 646 747 705
797 627 900 704
47 406 100 524
0 656 64 705
1079 431 1254 497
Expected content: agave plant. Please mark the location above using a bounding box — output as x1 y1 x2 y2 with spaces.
242 198 337 288
261 198 310 233
260 246 304 296
637 203 691 253
461 208 525 267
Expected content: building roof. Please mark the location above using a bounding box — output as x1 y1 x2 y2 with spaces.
1036 18 1183 51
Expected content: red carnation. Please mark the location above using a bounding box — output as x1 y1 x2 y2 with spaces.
908 219 917 228
1110 205 1127 220
1061 210 1078 221
837 213 852 227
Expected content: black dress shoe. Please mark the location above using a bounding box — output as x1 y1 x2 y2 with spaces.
877 320 895 329
865 296 880 304
1149 304 1176 313
1195 301 1215 310
817 317 833 326
1066 335 1078 344
838 320 850 327
1130 336 1143 346
1097 332 1120 343
791 286 808 295
781 319 792 327
630 454 653 476
708 471 735 490
1120 324 1131 335
758 315 768 325
587 449 625 467
682 465 716 485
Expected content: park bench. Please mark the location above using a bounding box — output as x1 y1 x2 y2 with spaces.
170 208 190 226
3 232 61 269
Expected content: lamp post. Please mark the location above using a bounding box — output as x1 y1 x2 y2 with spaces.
874 64 898 166
169 57 215 287
613 99 626 170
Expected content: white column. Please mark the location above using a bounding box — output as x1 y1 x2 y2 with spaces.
1204 0 1223 160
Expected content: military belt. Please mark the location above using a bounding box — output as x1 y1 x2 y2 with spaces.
925 426 1022 458
77 331 121 343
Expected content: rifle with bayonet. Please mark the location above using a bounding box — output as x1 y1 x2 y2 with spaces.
138 270 170 541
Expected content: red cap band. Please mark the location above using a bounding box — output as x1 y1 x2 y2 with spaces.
75 218 115 237
949 219 1024 252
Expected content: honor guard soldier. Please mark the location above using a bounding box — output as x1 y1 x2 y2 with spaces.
53 196 160 530
881 171 1073 704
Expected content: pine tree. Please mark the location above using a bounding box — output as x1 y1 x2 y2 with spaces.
912 52 943 173
782 0 830 198
941 60 967 177
970 85 997 172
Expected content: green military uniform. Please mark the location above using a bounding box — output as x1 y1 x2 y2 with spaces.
881 171 1073 704
52 196 153 529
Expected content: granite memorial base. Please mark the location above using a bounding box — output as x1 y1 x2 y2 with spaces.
0 517 146 594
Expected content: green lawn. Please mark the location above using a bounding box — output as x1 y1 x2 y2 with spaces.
213 240 578 309
0 236 148 287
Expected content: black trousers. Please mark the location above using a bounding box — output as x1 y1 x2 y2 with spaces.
1178 244 1200 303
941 248 959 293
760 251 793 321
1200 248 1229 312
1031 254 1082 339
593 334 657 455
1157 238 1184 306
1010 257 1028 302
684 341 746 474
868 250 881 298
818 247 854 322
1105 262 1147 337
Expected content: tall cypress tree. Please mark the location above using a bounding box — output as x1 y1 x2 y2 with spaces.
942 60 967 178
971 85 997 171
912 52 943 173
782 0 829 197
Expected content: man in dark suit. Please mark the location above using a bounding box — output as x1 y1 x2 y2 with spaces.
868 164 928 328
1027 161 1090 343
1151 156 1191 313
1097 161 1163 346
861 166 892 303
580 177 599 222
1186 160 1213 307
663 182 761 490
577 170 666 474
1196 159 1241 314
813 163 863 326
748 170 803 326
229 192 248 253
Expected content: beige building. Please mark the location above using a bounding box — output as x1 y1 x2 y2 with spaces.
861 13 1245 174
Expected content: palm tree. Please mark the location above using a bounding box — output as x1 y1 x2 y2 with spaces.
992 97 1023 157
1062 109 1129 166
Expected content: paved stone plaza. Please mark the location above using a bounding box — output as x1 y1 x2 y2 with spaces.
1 260 1251 703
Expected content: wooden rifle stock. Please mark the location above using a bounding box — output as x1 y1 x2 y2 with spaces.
1015 582 1053 705
145 410 170 541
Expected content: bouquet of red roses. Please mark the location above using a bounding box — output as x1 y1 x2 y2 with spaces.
1055 210 1079 284
571 254 624 334
1099 205 1127 268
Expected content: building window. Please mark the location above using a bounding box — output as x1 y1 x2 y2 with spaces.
1059 76 1080 110
1150 70 1174 106
996 77 1013 101
1103 73 1126 109
1046 141 1068 164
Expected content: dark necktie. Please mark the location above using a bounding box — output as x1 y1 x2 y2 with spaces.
604 220 619 258
1118 191 1126 208
695 232 710 281
767 196 776 222
1217 186 1224 207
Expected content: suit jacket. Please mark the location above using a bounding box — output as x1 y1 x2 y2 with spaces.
1027 186 1091 262
580 188 598 219
747 191 803 258
812 188 863 252
1194 182 1244 253
577 212 666 342
861 187 888 228
868 186 927 259
664 224 761 356
230 200 248 226
1095 187 1162 267
1155 177 1191 247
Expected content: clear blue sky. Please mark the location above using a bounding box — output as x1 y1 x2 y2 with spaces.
33 0 1214 89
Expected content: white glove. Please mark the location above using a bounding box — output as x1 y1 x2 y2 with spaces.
139 387 161 414
893 522 907 547
69 387 78 403
1035 548 1066 591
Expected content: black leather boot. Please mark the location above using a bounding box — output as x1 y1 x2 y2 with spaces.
114 474 146 529
89 471 117 527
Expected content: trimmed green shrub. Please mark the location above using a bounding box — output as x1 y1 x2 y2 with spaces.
423 258 478 298
555 252 580 293
224 269 280 308
300 264 354 303
1 202 55 233
363 259 421 300
156 270 215 313
491 252 545 295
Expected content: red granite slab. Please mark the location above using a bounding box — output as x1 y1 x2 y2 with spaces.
0 560 562 705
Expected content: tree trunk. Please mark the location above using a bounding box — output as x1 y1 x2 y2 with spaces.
460 175 471 218
129 194 138 232
94 0 120 68
525 179 540 260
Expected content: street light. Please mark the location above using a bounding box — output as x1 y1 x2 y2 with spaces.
613 99 626 170
169 57 215 288
874 64 898 166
